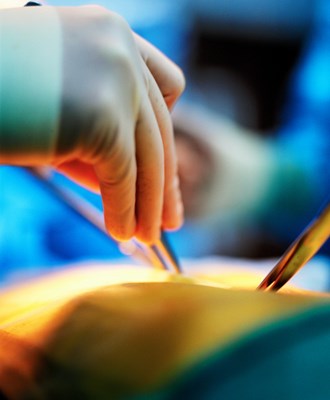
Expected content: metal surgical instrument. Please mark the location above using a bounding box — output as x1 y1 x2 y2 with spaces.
258 199 330 291
27 167 182 274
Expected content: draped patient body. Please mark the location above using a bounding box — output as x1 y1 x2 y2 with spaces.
1 263 330 399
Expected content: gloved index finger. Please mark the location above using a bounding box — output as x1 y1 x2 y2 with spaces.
134 33 185 110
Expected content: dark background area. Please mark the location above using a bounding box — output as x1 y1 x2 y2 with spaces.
192 32 307 131
184 0 314 134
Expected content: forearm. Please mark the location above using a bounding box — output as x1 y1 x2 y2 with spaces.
0 6 61 164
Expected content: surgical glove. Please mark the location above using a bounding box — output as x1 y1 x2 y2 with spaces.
174 104 278 220
0 5 185 243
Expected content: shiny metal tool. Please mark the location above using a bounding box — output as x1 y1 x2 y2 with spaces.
258 199 330 291
27 167 182 274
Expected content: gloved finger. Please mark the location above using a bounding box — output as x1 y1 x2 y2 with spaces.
144 65 184 230
55 160 100 193
134 94 164 244
94 132 137 242
134 33 185 110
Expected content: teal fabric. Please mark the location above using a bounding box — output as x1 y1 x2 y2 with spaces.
134 303 330 400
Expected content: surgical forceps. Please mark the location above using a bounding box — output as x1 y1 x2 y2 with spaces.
27 168 182 274
258 199 330 291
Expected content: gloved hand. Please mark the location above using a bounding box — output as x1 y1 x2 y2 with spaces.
0 5 185 244
173 104 278 219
